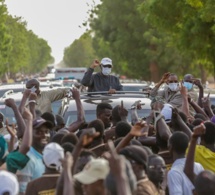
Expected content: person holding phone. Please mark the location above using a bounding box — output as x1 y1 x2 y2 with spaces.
81 58 123 94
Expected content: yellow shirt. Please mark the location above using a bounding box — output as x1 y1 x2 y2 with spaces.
194 145 215 173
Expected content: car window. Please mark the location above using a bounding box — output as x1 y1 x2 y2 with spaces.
64 109 151 126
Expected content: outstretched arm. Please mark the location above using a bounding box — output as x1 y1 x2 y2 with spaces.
4 98 26 139
19 108 33 155
184 124 205 184
67 88 85 132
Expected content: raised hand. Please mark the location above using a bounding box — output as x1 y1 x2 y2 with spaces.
22 107 33 120
90 59 100 69
60 152 73 170
130 121 148 137
192 78 203 89
202 93 211 108
192 123 206 139
71 88 80 100
80 128 100 146
160 72 171 83
118 100 128 119
4 98 16 108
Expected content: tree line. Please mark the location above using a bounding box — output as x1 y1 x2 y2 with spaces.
63 0 215 83
0 0 53 81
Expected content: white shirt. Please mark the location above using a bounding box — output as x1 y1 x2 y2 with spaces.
167 158 204 195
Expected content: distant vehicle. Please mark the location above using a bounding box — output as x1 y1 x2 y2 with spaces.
55 67 87 81
0 92 63 124
122 82 150 92
60 92 152 127
0 84 25 98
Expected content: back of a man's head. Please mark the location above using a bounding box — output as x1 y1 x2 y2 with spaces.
201 122 215 145
111 105 121 124
87 119 105 141
115 121 131 139
169 132 189 155
96 103 112 117
194 170 215 195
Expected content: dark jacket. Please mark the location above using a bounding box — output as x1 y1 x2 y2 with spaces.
81 68 123 92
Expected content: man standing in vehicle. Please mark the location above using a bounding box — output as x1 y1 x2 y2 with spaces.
81 58 123 94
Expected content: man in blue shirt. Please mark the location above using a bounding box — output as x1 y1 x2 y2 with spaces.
17 117 53 195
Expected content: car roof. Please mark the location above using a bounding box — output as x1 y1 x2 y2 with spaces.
66 93 151 112
122 83 148 86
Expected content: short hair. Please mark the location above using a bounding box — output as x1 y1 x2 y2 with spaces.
96 103 112 116
115 121 131 138
195 170 215 195
202 122 215 144
148 154 163 165
192 118 204 126
61 133 79 145
61 142 74 153
55 114 65 126
41 112 56 127
50 133 65 145
112 105 121 122
87 119 105 140
194 113 207 121
169 132 189 154
26 78 40 88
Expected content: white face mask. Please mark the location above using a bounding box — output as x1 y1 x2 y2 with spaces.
168 83 178 91
102 67 112 75
30 86 36 93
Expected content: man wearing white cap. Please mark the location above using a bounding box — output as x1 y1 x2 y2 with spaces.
81 58 123 93
0 170 19 195
74 158 109 195
25 143 64 195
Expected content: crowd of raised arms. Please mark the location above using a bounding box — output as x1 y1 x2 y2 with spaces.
0 57 215 195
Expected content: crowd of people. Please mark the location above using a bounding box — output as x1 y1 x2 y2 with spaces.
0 57 215 195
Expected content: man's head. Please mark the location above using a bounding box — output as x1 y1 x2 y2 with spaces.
26 78 40 94
167 73 179 92
119 145 148 179
41 112 56 129
96 103 112 128
201 122 215 145
183 74 194 91
32 117 53 151
87 119 105 142
115 121 131 139
100 57 113 76
194 170 215 195
74 158 109 195
147 154 166 185
43 142 64 171
168 131 189 156
0 170 19 195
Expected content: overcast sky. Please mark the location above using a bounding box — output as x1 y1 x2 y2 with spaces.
5 0 100 64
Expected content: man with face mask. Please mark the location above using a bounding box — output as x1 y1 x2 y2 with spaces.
150 73 183 110
81 58 123 93
183 74 198 102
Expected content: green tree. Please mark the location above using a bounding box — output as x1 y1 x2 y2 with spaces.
63 32 96 67
88 0 194 81
141 0 215 82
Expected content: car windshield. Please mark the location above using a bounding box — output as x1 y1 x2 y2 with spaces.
123 86 146 91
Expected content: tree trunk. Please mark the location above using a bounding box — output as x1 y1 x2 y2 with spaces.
150 61 159 82
199 64 207 85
